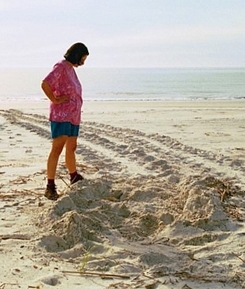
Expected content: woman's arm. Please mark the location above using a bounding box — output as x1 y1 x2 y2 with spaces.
41 80 69 104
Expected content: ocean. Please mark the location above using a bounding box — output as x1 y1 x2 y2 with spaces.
0 67 244 103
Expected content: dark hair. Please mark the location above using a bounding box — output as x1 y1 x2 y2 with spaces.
64 42 89 65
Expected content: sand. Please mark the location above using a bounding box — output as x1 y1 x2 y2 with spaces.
0 100 245 289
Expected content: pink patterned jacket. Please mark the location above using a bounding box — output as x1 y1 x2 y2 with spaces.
43 60 82 125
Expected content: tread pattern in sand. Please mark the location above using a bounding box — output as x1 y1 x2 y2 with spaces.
1 109 244 185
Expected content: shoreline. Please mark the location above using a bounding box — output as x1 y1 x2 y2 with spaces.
0 98 244 111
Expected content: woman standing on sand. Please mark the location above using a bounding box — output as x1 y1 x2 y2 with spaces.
41 42 89 200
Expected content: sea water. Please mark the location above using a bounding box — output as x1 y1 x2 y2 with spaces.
0 67 244 103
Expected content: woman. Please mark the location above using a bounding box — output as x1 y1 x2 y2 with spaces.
41 42 89 200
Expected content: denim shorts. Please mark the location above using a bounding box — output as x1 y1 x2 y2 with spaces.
50 121 80 139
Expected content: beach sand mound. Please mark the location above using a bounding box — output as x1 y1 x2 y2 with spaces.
36 174 245 287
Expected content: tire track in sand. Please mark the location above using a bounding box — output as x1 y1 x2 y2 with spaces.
0 109 244 186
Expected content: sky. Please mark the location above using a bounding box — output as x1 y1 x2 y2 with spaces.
0 0 244 68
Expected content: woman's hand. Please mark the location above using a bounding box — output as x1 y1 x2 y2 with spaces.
52 95 69 104
41 81 69 104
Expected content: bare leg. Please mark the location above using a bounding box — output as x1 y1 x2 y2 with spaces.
65 136 78 173
47 135 68 179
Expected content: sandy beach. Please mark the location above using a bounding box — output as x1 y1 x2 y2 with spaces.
1 100 245 289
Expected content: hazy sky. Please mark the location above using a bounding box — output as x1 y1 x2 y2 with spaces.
0 0 244 68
